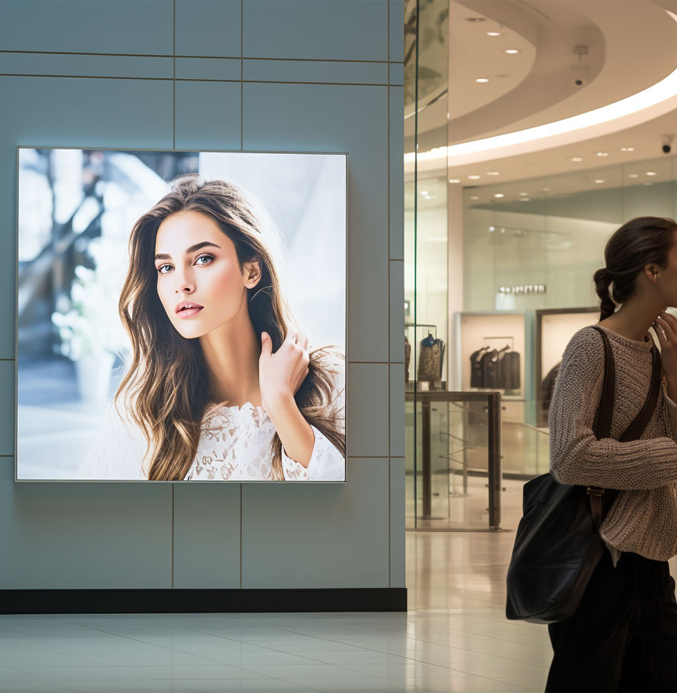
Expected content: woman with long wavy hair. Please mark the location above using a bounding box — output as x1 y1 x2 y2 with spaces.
78 173 345 482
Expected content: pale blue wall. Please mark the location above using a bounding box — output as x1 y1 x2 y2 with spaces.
0 0 405 592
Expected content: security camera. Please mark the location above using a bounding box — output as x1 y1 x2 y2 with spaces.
662 135 674 154
571 64 590 88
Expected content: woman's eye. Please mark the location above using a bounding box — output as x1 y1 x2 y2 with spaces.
195 254 214 266
157 264 172 274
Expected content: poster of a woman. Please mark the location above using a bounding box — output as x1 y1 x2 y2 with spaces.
16 149 346 482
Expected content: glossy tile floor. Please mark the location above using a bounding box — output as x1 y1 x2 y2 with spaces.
0 524 556 693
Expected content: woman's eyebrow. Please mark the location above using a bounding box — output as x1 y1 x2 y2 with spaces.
155 241 221 261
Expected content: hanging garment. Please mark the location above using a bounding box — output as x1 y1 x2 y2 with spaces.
496 347 512 389
418 334 443 382
501 350 521 390
470 347 489 388
481 349 500 389
404 336 411 382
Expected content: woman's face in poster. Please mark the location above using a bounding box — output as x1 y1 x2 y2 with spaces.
154 210 260 339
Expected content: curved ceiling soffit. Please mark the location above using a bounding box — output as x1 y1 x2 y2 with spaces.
446 0 603 144
413 1 677 169
407 0 536 149
412 0 602 152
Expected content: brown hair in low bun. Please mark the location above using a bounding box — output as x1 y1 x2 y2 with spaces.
593 267 616 320
594 216 677 321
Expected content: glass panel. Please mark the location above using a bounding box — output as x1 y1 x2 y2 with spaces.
404 0 452 529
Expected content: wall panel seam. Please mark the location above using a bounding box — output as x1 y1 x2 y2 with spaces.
0 75 390 87
241 0 244 150
239 485 243 589
0 50 390 64
173 0 176 150
388 70 391 587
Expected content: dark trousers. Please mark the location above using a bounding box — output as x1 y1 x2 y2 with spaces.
546 549 677 692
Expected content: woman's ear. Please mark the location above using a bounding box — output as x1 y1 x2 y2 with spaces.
244 259 262 289
645 263 661 284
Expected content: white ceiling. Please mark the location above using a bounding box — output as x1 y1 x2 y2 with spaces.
408 0 677 189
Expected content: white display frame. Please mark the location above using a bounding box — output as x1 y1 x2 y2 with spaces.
15 146 349 485
535 307 599 427
453 311 527 400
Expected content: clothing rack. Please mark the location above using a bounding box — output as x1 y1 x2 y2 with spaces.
406 322 438 338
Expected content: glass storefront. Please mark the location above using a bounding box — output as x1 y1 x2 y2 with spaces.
404 0 677 531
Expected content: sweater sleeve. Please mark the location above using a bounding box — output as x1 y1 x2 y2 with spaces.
549 329 677 491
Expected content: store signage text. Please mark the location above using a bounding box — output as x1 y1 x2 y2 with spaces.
498 284 546 295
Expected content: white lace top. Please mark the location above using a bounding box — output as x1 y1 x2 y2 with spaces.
77 356 345 482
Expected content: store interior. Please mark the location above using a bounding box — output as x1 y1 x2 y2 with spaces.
405 0 677 532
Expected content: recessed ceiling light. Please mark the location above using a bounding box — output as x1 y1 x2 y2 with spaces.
569 157 583 162
500 227 506 233
489 226 496 232
628 173 639 178
468 175 481 179
505 49 520 54
520 198 531 202
494 193 505 198
594 179 605 184
487 171 500 176
596 152 609 157
644 182 652 186
620 147 635 152
470 196 479 200
541 187 550 192
420 190 429 195
486 31 502 37
448 179 461 184
475 78 490 83
519 192 529 196
646 171 657 176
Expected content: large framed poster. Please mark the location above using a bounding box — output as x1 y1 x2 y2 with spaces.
16 148 347 482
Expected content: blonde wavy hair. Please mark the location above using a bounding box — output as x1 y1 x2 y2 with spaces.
115 173 345 481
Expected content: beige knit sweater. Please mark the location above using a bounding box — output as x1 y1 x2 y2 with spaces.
549 324 677 567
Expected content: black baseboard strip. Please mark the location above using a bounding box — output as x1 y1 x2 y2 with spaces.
0 588 407 615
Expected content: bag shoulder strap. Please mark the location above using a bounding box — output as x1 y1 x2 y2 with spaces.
587 325 662 528
590 325 615 439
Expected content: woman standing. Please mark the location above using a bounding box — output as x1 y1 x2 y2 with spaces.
546 216 677 691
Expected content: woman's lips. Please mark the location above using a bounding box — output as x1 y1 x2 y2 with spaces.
175 301 204 319
177 306 203 319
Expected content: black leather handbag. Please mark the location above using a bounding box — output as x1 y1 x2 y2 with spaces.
505 325 661 624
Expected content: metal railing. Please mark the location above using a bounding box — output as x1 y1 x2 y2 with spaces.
405 390 503 530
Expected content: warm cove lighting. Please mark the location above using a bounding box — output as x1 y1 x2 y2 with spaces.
407 11 677 167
